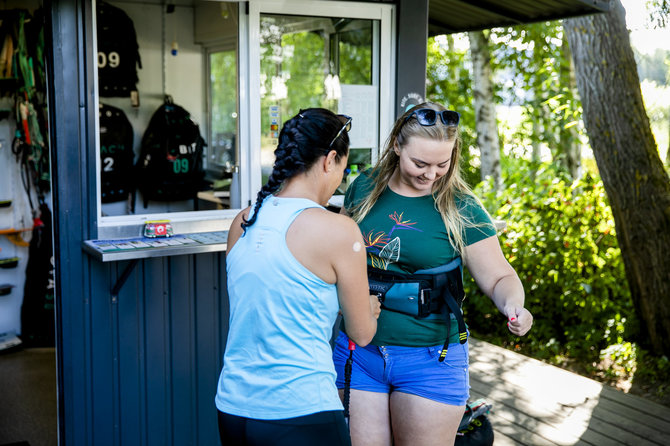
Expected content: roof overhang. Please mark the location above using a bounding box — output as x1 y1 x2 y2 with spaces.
428 0 610 36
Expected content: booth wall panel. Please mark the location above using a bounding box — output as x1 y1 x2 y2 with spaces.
48 0 96 444
143 258 171 446
194 252 228 442
89 261 116 446
117 261 144 446
60 254 229 446
168 255 196 446
395 0 429 116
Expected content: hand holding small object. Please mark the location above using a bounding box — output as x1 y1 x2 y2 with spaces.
504 304 533 336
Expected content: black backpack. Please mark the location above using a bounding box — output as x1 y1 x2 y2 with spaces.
99 103 135 203
96 1 142 97
136 97 207 207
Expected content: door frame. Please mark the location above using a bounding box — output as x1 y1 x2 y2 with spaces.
239 0 396 207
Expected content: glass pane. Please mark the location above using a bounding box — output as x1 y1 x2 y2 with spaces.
208 50 238 179
259 14 377 191
95 0 241 217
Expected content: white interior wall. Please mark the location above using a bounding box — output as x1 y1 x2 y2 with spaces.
101 0 206 216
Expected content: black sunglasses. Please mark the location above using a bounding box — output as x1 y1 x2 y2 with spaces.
329 115 352 148
404 108 460 127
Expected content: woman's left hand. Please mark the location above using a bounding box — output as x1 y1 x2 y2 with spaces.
504 305 533 336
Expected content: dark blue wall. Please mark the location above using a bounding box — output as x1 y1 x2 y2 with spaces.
395 0 429 116
48 1 229 444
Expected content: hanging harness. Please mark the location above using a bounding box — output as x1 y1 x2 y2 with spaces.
367 257 467 361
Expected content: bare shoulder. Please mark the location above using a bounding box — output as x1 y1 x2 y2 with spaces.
298 208 363 246
226 207 251 252
232 207 251 225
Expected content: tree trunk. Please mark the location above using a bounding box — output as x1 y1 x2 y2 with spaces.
560 33 581 179
446 34 458 81
564 0 670 355
468 30 501 189
532 119 542 165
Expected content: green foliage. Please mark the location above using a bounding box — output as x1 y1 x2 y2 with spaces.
463 159 635 367
258 18 376 143
490 23 584 170
426 35 480 186
426 24 586 183
339 27 373 85
209 51 237 137
646 0 670 28
599 341 637 379
259 27 326 130
633 348 670 398
424 8 670 401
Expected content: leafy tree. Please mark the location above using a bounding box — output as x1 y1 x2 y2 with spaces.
565 0 670 355
426 35 480 186
469 30 502 189
466 161 631 365
646 0 670 27
490 22 583 178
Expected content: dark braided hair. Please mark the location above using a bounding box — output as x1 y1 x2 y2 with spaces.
241 108 350 232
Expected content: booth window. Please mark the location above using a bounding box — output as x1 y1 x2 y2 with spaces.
91 0 393 240
259 13 379 191
94 0 240 222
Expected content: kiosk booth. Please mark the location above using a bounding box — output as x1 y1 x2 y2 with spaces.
0 0 609 444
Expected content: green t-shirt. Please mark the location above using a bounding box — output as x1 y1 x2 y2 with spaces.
344 171 496 346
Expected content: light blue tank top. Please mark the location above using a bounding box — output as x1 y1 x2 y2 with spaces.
215 195 343 419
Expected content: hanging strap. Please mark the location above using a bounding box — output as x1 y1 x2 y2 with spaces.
343 339 356 427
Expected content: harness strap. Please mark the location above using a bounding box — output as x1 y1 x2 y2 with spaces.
437 286 468 361
368 259 468 362
428 267 467 361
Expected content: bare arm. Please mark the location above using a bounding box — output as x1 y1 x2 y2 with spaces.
330 216 379 346
463 235 533 336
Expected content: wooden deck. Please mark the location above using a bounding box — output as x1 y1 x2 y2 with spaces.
468 338 670 445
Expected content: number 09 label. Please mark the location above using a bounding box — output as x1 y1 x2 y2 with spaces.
98 51 121 68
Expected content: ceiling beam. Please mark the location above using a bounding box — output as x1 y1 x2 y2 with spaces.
449 0 527 25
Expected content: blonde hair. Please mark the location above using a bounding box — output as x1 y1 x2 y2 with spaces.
350 102 486 256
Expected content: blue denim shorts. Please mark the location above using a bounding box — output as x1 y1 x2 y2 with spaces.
333 332 469 406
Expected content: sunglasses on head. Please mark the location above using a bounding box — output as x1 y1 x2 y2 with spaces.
329 115 352 148
404 108 460 127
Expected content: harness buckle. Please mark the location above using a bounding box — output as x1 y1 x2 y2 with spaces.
419 288 433 317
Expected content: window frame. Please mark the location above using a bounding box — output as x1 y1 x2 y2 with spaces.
92 0 396 239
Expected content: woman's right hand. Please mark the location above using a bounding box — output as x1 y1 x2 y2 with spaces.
369 294 382 319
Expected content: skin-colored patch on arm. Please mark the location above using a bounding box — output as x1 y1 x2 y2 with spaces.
353 241 362 252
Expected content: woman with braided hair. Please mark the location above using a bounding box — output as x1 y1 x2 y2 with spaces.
215 108 381 446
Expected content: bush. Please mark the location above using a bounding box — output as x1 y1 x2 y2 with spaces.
464 161 635 367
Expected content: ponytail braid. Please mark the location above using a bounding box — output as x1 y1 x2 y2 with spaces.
241 108 350 233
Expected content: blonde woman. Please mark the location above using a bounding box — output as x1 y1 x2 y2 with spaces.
333 102 533 446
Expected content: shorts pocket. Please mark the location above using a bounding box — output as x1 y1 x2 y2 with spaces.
428 342 469 369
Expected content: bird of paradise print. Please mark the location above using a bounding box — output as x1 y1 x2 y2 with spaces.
388 212 421 236
362 212 424 270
